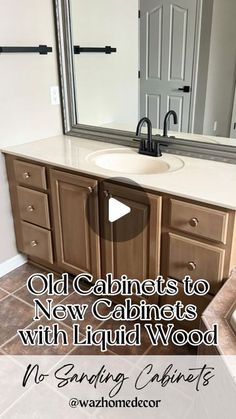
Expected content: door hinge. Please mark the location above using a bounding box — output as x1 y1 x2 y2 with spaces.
138 10 141 19
138 70 140 79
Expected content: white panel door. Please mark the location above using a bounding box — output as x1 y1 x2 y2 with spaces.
140 0 198 132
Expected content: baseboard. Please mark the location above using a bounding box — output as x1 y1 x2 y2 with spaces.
0 254 27 278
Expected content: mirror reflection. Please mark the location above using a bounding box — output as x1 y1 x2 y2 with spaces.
70 0 236 143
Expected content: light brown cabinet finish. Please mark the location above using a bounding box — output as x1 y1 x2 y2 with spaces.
13 160 47 190
5 153 236 311
170 199 229 244
100 182 162 282
17 186 50 229
50 169 100 277
21 221 53 264
167 233 225 294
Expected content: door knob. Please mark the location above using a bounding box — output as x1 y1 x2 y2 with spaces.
178 86 191 93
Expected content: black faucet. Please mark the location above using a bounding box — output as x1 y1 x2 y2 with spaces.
163 110 178 137
136 117 162 157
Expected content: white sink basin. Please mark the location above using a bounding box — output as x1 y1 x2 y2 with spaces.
87 148 184 175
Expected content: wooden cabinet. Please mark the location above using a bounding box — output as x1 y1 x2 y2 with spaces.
49 169 100 277
6 157 163 281
5 156 53 265
4 154 236 319
100 181 162 281
162 196 236 295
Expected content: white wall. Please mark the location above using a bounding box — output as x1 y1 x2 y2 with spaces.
203 0 236 137
0 0 62 265
71 0 139 129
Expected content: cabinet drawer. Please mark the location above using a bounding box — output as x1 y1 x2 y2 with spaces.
17 186 50 229
170 199 229 244
167 233 225 294
21 222 53 264
13 160 46 190
160 283 212 331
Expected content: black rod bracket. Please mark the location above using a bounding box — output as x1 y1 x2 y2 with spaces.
74 46 117 55
0 45 53 55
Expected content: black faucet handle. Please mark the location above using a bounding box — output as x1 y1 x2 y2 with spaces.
152 139 168 146
139 139 146 152
154 141 169 157
153 141 160 155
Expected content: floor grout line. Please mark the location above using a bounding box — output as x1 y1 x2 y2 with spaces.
0 292 160 356
0 295 10 303
7 287 77 310
0 287 10 293
0 317 38 350
0 265 196 356
0 282 30 296
0 288 83 351
0 266 48 295
8 293 38 309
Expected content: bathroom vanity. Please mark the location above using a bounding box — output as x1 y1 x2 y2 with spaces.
3 136 236 329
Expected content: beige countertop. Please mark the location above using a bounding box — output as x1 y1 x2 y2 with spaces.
2 135 236 210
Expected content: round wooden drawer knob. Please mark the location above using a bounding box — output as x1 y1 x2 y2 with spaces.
189 217 199 227
187 261 197 271
30 240 38 248
26 205 35 213
23 172 30 179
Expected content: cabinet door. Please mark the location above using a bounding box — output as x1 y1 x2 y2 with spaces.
50 169 100 277
100 182 162 281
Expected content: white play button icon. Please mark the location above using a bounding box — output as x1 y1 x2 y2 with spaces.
87 177 150 241
108 197 131 223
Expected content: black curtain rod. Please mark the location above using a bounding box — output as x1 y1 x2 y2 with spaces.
0 45 52 55
74 46 117 54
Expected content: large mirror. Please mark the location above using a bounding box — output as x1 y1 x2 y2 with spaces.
55 0 236 161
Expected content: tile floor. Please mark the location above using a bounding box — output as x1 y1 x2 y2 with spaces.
0 263 195 356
